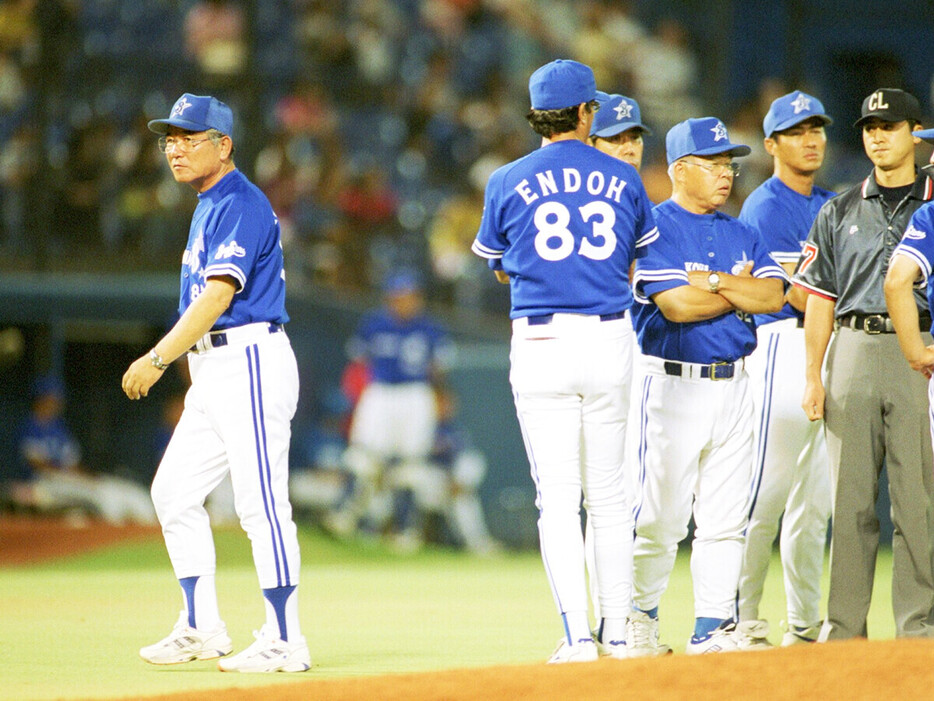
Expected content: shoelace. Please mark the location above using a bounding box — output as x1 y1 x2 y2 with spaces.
628 617 654 648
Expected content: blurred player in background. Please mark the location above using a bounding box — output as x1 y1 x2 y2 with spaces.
326 270 454 542
628 117 785 655
795 89 934 640
389 385 499 553
737 91 835 646
10 374 156 524
122 93 309 672
473 59 658 663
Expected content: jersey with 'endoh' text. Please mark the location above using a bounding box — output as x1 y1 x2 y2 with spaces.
180 169 288 329
471 139 657 319
632 198 788 364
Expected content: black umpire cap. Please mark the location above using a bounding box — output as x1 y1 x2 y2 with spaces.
854 88 922 128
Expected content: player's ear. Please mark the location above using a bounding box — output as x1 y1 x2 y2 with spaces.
763 137 777 157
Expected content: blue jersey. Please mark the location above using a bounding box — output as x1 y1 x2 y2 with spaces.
892 203 934 312
18 416 80 476
348 310 454 384
632 199 788 363
739 176 835 324
180 169 288 329
471 139 657 318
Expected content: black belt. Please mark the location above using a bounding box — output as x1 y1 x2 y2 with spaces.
191 322 284 351
663 360 736 380
527 310 626 326
836 313 932 335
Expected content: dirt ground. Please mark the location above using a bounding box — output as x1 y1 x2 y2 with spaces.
4 515 933 701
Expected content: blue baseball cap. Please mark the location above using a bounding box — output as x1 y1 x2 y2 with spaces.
148 93 234 135
916 128 934 143
763 91 833 137
666 117 751 164
590 92 652 138
529 59 596 110
382 269 422 295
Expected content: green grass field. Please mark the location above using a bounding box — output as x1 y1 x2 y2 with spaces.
0 526 897 701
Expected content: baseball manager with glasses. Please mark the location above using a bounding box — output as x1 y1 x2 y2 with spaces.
122 93 310 673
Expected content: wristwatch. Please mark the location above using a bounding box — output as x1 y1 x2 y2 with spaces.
707 271 721 293
149 348 169 371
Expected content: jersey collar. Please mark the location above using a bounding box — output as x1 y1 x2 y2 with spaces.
861 170 934 201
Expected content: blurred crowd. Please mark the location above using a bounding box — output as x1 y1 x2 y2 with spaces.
0 1 926 314
0 0 762 314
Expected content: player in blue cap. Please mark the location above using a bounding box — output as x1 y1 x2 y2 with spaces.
589 92 652 172
473 59 658 663
327 268 455 547
123 93 310 672
736 91 836 647
627 117 786 655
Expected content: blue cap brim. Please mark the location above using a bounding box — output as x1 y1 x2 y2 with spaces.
916 128 934 143
148 117 211 134
690 144 752 158
593 121 652 138
767 114 833 137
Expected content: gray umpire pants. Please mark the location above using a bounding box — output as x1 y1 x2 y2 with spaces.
821 326 934 639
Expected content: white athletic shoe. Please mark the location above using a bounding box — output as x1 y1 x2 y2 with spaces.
139 611 233 665
686 621 750 655
218 625 311 673
626 611 672 657
547 637 599 664
595 637 629 660
781 622 821 646
735 619 774 649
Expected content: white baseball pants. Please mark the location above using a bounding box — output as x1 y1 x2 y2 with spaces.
631 357 755 621
151 329 301 590
510 313 634 627
739 319 830 627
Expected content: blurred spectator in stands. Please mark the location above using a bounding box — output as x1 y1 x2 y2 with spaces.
334 161 400 288
631 17 702 134
53 116 119 251
7 374 156 524
255 79 346 285
183 0 247 90
0 123 40 253
0 48 26 116
0 0 37 57
428 155 502 307
111 111 189 256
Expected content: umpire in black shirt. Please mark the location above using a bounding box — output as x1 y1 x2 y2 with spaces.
794 88 934 640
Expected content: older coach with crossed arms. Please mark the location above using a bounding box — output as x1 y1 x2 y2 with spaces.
627 117 785 655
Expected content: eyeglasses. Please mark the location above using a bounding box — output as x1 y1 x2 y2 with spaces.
157 135 213 153
682 159 741 176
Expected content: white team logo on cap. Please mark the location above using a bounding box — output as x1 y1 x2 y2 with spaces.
172 97 192 117
711 122 728 141
790 93 811 114
614 100 633 120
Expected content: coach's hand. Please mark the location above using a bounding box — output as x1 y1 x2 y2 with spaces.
122 355 165 400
